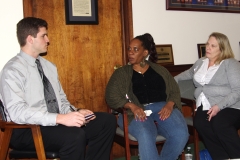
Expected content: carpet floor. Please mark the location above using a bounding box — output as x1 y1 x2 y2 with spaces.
114 156 139 160
114 142 206 160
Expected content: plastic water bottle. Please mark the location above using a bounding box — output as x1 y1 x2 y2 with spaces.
185 146 193 160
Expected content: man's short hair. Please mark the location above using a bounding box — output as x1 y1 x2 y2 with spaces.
17 17 48 47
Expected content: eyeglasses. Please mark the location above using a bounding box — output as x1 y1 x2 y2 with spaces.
128 46 140 53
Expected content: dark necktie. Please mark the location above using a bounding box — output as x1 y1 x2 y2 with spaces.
35 59 59 113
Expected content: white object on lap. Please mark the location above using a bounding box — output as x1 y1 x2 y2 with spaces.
144 110 152 116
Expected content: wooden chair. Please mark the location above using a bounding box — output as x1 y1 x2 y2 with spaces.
178 79 200 160
108 107 185 160
0 100 59 160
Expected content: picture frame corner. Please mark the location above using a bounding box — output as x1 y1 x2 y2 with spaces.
197 43 206 58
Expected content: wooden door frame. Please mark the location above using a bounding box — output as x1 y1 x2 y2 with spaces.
120 0 133 65
23 0 33 17
22 0 133 65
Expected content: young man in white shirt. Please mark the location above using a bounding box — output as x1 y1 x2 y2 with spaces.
0 17 116 160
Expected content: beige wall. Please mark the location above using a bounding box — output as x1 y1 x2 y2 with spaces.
132 0 240 65
0 1 23 70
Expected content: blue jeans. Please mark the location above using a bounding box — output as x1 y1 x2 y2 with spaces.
118 102 189 160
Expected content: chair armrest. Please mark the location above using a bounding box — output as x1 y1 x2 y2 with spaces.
0 121 40 129
115 108 130 147
107 107 128 129
181 97 197 116
0 120 46 160
107 107 126 115
107 106 130 142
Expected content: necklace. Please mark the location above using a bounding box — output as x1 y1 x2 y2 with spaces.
133 64 148 74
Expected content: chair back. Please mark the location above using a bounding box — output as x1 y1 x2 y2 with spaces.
178 79 195 100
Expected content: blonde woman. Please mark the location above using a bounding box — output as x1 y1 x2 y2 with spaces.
175 32 240 159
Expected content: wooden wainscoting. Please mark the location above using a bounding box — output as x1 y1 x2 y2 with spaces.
23 0 123 112
164 64 193 77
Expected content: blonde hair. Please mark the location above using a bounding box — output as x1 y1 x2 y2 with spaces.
208 32 234 64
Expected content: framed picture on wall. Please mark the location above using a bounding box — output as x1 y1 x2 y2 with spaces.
65 0 98 25
156 44 174 65
166 0 240 13
197 43 206 58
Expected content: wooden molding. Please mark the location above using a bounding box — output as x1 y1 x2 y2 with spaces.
121 0 133 65
164 64 193 76
22 0 33 17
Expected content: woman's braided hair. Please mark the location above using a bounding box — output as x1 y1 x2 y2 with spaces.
134 33 158 63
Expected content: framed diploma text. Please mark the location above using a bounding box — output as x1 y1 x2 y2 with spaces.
65 0 98 25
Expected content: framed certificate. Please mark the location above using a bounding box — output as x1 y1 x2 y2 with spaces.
65 0 98 25
156 44 174 65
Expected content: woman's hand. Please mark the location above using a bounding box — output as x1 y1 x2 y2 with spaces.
207 105 220 121
125 102 146 121
158 101 174 121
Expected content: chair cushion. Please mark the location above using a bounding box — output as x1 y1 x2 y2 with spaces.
116 127 166 142
185 116 193 126
9 150 59 159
